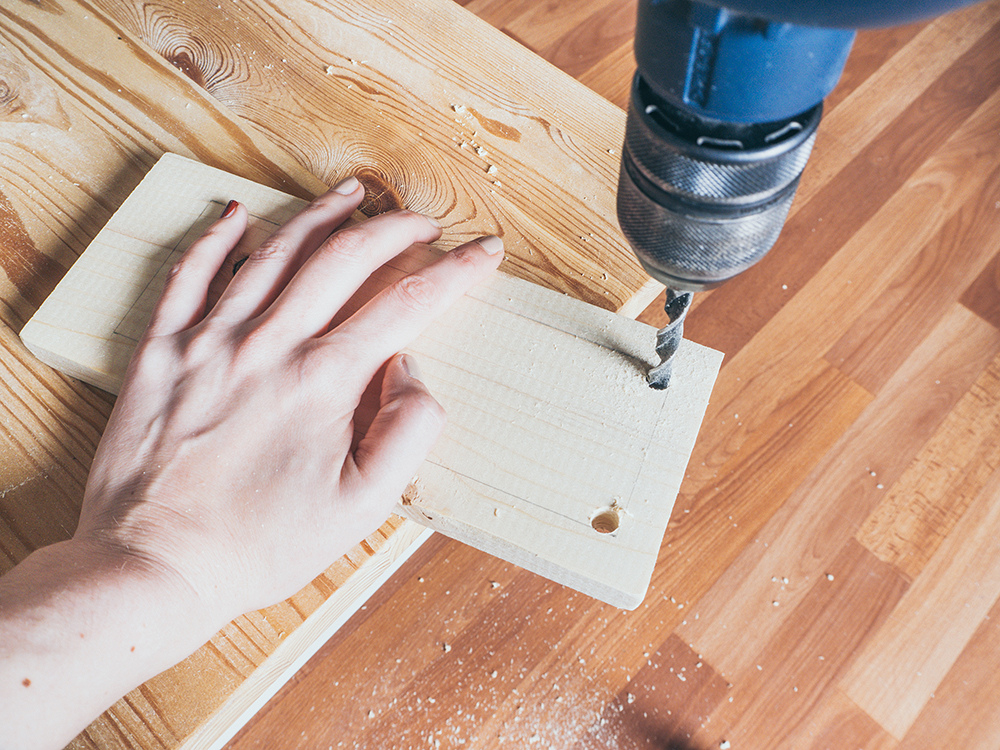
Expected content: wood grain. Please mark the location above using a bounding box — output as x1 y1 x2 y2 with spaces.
899 593 1000 749
2 0 1000 748
842 453 1000 737
86 0 661 316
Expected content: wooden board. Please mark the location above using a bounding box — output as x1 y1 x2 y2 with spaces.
84 0 662 317
20 152 722 610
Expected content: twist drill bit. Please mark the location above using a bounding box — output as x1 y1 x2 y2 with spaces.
647 288 692 390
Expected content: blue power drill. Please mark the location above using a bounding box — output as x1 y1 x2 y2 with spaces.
621 0 979 387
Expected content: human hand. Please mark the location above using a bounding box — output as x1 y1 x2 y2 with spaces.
75 178 504 624
1 176 503 750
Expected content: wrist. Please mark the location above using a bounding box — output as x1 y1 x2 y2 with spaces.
71 531 229 635
75 472 249 629
0 538 224 750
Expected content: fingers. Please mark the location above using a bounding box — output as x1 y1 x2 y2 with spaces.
210 178 366 322
326 236 504 376
145 201 248 337
345 354 446 502
263 209 444 337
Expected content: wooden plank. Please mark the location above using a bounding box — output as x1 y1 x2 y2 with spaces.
776 689 898 750
534 0 638 81
20 152 722 610
899 594 1000 750
0 10 326 337
571 633 732 750
961 250 1000 329
83 0 663 316
824 159 1000 393
686 539 909 749
799 1 1000 207
578 42 636 110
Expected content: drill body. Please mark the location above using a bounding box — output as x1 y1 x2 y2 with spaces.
622 0 980 386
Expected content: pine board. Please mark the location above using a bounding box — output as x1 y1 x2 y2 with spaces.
79 0 663 317
21 152 722 610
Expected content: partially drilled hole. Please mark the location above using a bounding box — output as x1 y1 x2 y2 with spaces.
591 507 621 534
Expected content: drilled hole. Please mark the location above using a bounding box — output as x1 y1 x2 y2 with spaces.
591 507 621 534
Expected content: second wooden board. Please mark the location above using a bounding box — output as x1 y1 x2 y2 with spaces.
20 153 723 609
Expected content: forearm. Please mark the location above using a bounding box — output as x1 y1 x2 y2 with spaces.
0 539 222 750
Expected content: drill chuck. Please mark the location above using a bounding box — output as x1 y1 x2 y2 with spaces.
617 74 821 291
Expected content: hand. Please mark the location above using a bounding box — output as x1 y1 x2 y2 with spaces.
0 177 503 749
81 178 504 618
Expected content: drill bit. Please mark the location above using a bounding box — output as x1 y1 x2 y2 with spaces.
647 288 692 390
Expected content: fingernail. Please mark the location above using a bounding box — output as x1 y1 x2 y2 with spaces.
220 200 239 218
424 215 442 229
401 353 422 380
332 175 361 195
476 235 504 255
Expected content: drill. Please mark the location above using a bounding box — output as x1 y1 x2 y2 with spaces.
620 0 979 388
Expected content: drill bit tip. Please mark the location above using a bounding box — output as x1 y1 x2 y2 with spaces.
647 289 693 390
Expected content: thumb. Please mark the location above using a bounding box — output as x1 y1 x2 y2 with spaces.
348 353 447 500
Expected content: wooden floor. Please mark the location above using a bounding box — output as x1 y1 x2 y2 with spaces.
229 3 1000 749
1 0 999 748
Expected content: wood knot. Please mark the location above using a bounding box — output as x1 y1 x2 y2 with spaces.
0 79 19 114
0 48 70 126
166 47 207 89
0 59 29 119
356 167 404 216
